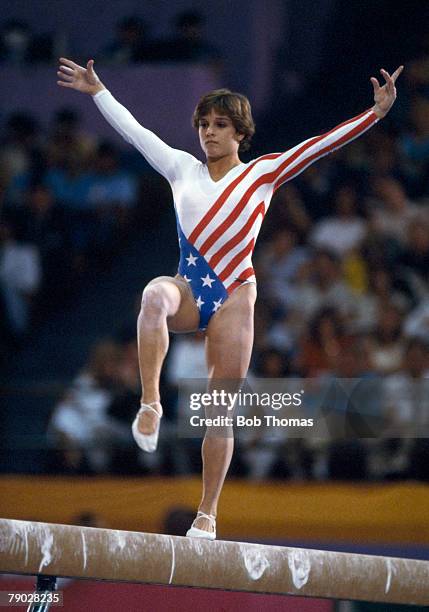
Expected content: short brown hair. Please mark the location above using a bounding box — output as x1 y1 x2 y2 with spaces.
192 88 255 152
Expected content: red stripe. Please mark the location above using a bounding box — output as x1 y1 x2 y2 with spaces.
218 238 255 282
200 111 376 255
273 112 377 192
188 153 281 244
208 202 265 269
226 267 255 294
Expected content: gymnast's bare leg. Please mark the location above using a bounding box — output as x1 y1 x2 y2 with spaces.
193 283 257 533
136 275 199 432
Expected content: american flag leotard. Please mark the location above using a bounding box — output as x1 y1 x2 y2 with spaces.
93 89 379 330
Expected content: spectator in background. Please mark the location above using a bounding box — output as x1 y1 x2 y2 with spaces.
404 298 429 343
164 332 208 475
23 184 72 313
44 150 93 270
367 176 421 244
399 95 429 196
0 18 59 65
87 141 138 255
0 219 41 344
398 218 429 290
1 112 44 208
294 307 351 377
47 107 96 168
47 340 130 474
287 249 355 323
100 16 150 64
375 338 429 480
310 184 367 256
0 20 31 64
260 184 311 242
352 267 410 333
367 303 405 374
295 160 336 222
149 10 222 67
256 227 309 314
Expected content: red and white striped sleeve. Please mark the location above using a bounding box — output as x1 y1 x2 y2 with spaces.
268 108 379 191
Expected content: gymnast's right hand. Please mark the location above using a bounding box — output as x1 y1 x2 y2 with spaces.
57 57 105 96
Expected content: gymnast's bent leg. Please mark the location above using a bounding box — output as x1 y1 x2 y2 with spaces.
136 276 199 438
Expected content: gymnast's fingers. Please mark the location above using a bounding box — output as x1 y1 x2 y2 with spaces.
59 57 82 70
57 71 74 82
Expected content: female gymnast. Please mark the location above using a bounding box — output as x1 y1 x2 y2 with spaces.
57 58 403 540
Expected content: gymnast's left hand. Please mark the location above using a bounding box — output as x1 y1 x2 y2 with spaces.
370 65 403 118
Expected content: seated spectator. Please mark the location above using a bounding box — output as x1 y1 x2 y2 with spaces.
23 184 72 313
374 338 429 480
294 307 352 377
0 20 31 64
399 95 429 164
366 130 406 180
253 348 291 378
360 214 402 269
99 16 150 64
44 150 92 211
367 303 405 374
148 10 222 66
164 332 208 474
260 184 311 241
1 112 44 207
0 219 41 344
398 218 429 288
287 249 356 323
85 141 137 259
256 227 309 313
47 340 130 473
367 176 421 244
404 298 429 343
295 161 336 221
44 151 94 269
310 184 367 256
351 267 410 333
47 107 96 168
88 142 137 218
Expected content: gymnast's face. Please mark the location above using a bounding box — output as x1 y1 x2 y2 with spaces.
198 109 244 160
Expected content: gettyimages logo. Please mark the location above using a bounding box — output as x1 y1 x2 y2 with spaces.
176 377 429 439
187 388 312 429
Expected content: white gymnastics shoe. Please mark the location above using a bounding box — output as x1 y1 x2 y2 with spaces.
186 511 216 540
131 401 163 453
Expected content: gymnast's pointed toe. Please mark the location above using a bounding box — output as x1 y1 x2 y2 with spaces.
131 401 163 453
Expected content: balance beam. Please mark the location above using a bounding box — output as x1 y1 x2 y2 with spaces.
0 519 428 605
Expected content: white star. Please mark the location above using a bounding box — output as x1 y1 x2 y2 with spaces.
212 299 223 313
201 274 215 288
183 275 191 283
186 253 198 266
196 296 205 310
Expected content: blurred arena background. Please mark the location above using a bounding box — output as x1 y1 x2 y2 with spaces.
0 1 428 610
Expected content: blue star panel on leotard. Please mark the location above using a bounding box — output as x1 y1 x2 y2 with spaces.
176 219 228 330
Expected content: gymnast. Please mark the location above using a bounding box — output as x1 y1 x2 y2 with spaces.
57 57 403 540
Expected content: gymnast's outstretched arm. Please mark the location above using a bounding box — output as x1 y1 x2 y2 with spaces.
267 65 404 190
57 57 192 182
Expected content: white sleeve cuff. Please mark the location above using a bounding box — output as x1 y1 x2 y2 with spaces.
92 89 109 99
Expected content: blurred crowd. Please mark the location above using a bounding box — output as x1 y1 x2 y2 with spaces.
0 11 221 67
1 13 429 481
0 107 140 351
